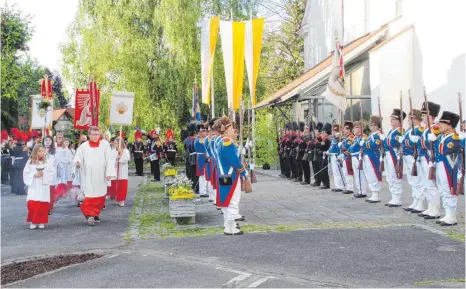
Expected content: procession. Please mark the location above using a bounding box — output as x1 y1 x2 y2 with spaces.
1 0 465 287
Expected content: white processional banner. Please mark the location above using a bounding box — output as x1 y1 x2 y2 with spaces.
109 91 135 126
31 94 53 129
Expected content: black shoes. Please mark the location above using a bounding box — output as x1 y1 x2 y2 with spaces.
353 194 367 198
311 183 320 187
388 204 402 208
319 185 330 189
333 189 344 192
342 190 354 194
403 207 413 211
235 216 245 222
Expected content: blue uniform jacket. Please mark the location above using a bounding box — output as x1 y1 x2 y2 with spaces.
329 135 340 155
194 137 207 176
419 124 440 163
435 132 461 189
363 131 383 181
402 126 422 156
383 127 403 167
216 137 247 207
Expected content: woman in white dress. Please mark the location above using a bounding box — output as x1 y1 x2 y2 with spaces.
111 137 130 207
23 144 56 229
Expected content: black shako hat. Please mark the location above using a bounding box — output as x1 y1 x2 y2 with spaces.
323 123 332 134
421 101 441 117
316 122 323 132
439 111 460 128
390 109 407 120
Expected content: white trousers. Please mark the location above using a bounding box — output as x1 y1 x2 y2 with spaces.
436 162 458 212
330 155 345 190
419 157 440 206
352 155 367 195
342 158 354 192
223 181 242 225
363 155 382 193
384 153 402 202
207 181 215 201
199 175 207 196
403 155 422 201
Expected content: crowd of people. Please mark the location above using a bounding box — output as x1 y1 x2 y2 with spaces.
279 102 465 227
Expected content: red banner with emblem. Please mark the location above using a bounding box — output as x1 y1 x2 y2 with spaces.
74 89 92 130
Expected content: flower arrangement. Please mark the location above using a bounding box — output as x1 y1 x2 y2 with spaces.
168 174 194 200
163 168 177 177
37 99 52 110
161 163 173 173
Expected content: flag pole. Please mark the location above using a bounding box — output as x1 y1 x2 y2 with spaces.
211 71 215 119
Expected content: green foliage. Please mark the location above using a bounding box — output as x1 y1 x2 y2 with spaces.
254 110 278 166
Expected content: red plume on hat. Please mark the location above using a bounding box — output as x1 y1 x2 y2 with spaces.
27 130 33 140
11 128 19 136
134 130 143 139
33 130 39 138
17 131 27 142
165 129 174 139
1 130 8 141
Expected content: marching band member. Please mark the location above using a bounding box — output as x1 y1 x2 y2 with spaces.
148 130 163 181
194 123 208 197
288 122 298 181
10 130 29 195
383 109 406 207
1 130 10 185
402 109 424 212
184 123 198 191
300 124 311 185
310 123 323 186
112 137 130 207
431 111 461 226
132 130 146 177
315 123 331 189
163 129 177 166
74 126 116 226
339 121 355 194
329 124 344 192
294 122 305 182
415 102 442 219
281 123 291 179
350 121 368 198
213 116 248 235
23 144 56 229
363 116 384 203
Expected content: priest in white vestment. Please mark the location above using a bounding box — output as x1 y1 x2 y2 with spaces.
74 127 116 225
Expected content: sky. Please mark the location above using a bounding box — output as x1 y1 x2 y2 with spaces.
4 0 79 72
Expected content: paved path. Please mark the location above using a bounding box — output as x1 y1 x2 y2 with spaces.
1 170 464 288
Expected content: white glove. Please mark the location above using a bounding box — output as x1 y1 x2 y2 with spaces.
428 161 434 168
249 163 255 171
242 147 246 155
428 134 437 142
338 142 342 148
398 136 404 144
325 151 329 155
379 134 387 141
359 140 364 146
410 135 420 143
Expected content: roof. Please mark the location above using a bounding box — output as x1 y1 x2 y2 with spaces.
253 25 389 109
52 108 75 121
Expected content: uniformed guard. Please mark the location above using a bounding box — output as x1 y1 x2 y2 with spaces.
132 130 146 176
401 109 424 212
431 111 461 226
315 123 331 189
329 124 344 192
147 130 162 181
278 128 285 177
310 122 323 187
284 122 295 180
1 130 11 184
350 121 368 198
300 124 311 185
340 121 355 194
295 121 306 183
413 102 441 219
363 116 383 203
289 122 298 181
163 129 178 166
381 109 406 207
194 123 208 197
281 123 291 178
184 123 198 191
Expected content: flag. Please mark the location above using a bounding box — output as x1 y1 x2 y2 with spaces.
201 16 220 105
220 20 246 111
192 82 201 121
74 89 92 130
244 18 264 106
324 39 347 112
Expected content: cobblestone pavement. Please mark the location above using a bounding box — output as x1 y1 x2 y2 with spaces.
195 169 465 237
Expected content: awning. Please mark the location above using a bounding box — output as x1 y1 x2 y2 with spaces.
253 25 388 109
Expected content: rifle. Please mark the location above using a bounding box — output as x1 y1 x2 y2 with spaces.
409 90 418 176
395 91 404 179
423 86 436 180
378 96 385 172
239 101 252 192
358 101 365 170
457 92 465 195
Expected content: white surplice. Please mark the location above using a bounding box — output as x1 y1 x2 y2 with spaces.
110 149 130 180
73 141 116 198
55 147 74 184
23 160 56 202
